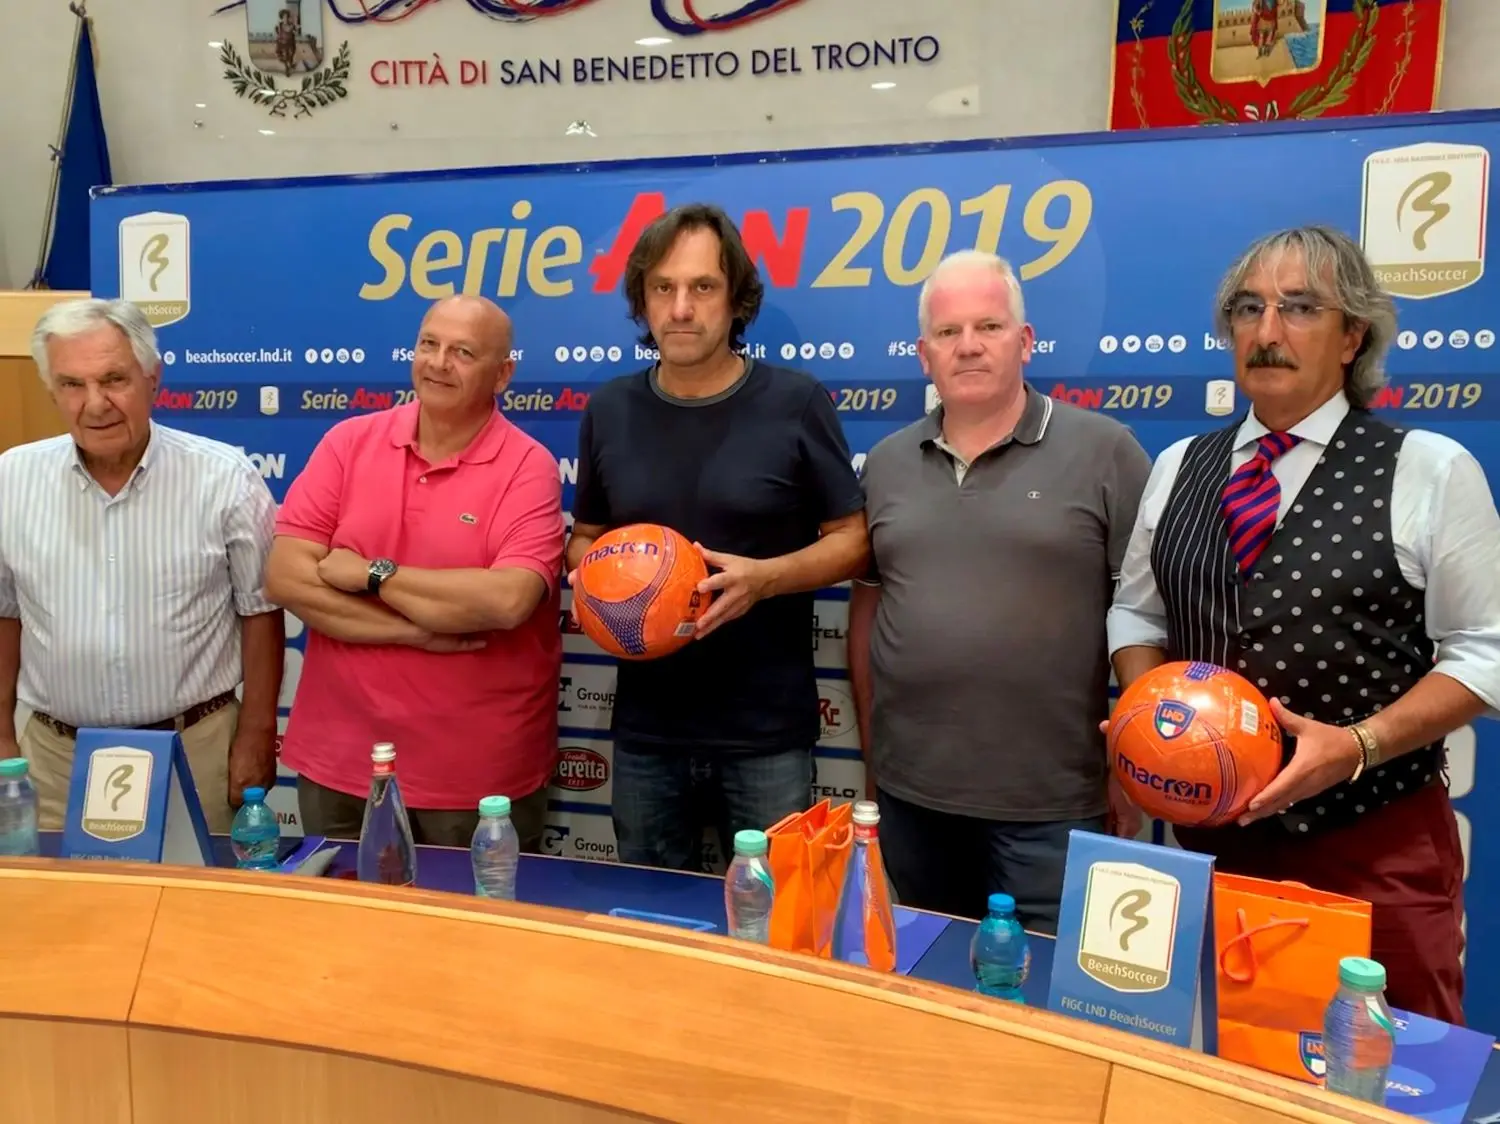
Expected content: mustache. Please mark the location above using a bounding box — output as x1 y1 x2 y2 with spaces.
1247 347 1297 370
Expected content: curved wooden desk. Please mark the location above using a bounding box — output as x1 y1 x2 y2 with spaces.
0 859 1408 1124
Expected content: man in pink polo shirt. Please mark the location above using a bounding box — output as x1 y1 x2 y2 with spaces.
265 295 563 849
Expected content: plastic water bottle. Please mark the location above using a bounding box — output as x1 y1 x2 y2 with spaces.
356 742 417 886
971 892 1032 1002
0 757 40 857
832 800 898 972
1323 957 1396 1105
724 829 775 942
229 786 281 871
471 795 520 900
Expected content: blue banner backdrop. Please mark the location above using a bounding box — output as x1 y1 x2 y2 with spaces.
90 108 1499 1028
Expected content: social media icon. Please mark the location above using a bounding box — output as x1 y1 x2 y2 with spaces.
1450 329 1471 349
1476 329 1495 349
607 345 621 362
554 346 569 362
838 342 854 359
1168 335 1187 353
1122 335 1141 353
587 345 602 362
163 350 176 365
800 342 816 360
1145 335 1164 353
352 347 365 363
572 346 587 362
1099 336 1118 353
320 348 333 364
819 342 835 359
336 347 350 364
781 343 797 361
1423 330 1443 350
304 348 318 364
1397 330 1418 350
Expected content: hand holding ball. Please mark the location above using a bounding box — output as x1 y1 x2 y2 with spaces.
1106 661 1284 827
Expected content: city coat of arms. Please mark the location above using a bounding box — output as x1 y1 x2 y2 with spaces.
218 0 352 118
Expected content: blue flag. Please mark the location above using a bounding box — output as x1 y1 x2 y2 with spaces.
39 13 112 291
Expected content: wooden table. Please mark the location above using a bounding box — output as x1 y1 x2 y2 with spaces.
0 856 1412 1123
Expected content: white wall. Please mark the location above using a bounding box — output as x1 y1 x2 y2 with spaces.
4 0 1498 290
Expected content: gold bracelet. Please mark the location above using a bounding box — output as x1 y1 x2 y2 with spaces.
1346 723 1376 782
1354 722 1382 769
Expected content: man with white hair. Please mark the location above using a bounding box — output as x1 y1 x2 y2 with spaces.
847 250 1152 932
0 298 283 833
1108 224 1500 1022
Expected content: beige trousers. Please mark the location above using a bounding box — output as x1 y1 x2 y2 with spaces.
21 701 240 835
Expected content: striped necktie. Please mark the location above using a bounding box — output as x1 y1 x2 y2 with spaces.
1221 431 1301 575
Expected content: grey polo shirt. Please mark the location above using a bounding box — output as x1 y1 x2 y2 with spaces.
859 385 1152 821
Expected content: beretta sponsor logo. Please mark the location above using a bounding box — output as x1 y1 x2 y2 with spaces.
554 746 609 791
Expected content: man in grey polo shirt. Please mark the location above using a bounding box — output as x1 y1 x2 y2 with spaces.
847 250 1152 932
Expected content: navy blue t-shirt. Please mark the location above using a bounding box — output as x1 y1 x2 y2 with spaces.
571 360 864 753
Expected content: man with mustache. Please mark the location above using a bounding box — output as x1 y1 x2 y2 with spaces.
1107 225 1500 1022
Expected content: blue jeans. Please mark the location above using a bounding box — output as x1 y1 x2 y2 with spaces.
875 786 1106 934
611 741 815 872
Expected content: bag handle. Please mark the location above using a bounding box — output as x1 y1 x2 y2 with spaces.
1218 906 1311 984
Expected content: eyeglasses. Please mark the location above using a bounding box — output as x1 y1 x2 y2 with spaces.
1223 294 1330 328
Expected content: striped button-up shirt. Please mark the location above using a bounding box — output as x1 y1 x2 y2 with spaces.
0 422 278 727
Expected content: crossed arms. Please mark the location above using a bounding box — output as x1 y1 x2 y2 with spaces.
263 435 563 648
264 537 549 650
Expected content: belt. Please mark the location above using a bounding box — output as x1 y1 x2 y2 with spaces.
34 689 237 741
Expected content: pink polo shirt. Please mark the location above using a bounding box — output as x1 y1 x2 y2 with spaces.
275 402 563 810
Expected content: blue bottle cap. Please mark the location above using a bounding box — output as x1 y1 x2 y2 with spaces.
733 829 769 856
0 758 29 778
1338 956 1387 991
988 893 1016 916
242 786 266 803
479 795 512 818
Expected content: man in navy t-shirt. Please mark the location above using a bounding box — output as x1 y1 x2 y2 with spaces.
566 202 868 872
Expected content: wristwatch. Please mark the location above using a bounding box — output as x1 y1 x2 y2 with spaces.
367 558 397 594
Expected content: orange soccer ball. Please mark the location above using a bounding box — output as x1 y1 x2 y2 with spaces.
572 524 709 660
1106 661 1285 828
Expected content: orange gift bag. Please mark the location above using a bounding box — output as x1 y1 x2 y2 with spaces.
1213 872 1374 1083
764 799 853 958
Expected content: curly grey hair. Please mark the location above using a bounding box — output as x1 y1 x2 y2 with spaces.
1212 225 1396 409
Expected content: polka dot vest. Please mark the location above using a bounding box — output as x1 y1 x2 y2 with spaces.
1149 408 1444 835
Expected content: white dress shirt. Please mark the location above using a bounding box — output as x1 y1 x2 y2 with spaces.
0 422 278 727
1107 392 1500 719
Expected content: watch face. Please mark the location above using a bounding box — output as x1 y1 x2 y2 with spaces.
371 559 396 577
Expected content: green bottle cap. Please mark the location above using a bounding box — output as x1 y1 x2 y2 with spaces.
479 795 512 818
1338 956 1387 991
733 829 768 857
